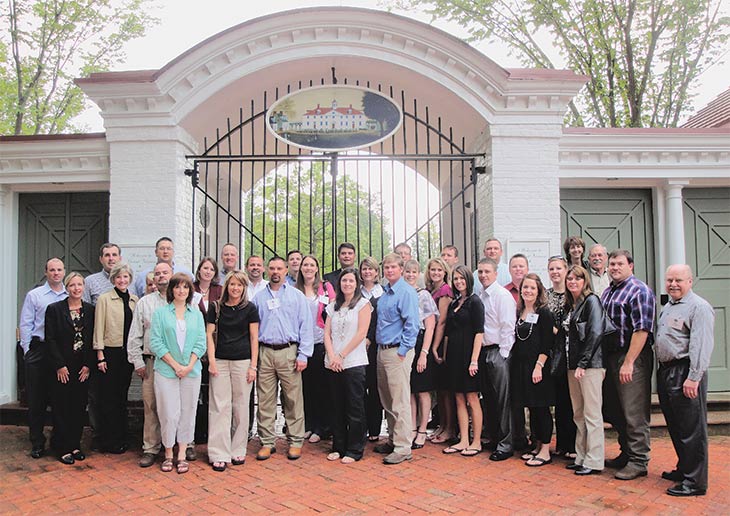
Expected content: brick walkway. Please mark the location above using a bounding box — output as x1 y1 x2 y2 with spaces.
0 426 727 514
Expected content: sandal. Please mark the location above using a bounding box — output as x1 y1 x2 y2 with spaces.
368 436 380 442
212 461 226 472
176 460 189 474
411 431 427 450
564 451 577 460
442 445 466 455
341 456 356 464
161 458 174 473
431 433 453 444
231 456 245 466
461 448 482 457
326 452 341 461
521 451 536 461
526 456 553 467
308 433 321 444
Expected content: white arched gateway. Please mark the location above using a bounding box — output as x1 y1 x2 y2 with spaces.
0 8 728 404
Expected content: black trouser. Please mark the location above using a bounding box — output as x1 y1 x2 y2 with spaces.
328 366 367 460
86 368 101 445
98 347 134 449
554 371 576 453
480 346 513 454
658 358 708 490
303 343 331 436
365 342 383 438
24 340 54 450
528 406 554 444
51 370 89 456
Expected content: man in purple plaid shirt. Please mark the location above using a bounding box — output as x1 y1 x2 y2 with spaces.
600 249 655 481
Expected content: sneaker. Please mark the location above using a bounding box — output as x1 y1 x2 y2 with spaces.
615 463 648 480
383 452 412 465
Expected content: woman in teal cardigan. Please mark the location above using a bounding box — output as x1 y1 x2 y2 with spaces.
150 273 206 474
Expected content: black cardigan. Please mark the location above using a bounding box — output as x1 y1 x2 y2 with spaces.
44 299 95 372
567 294 605 370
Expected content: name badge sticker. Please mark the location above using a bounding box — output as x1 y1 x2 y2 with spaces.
670 317 685 331
525 313 539 324
267 298 281 311
319 295 330 305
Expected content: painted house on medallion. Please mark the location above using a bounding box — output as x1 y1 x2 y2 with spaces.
302 100 368 131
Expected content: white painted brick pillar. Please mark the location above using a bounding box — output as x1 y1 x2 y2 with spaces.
476 122 564 281
106 126 196 272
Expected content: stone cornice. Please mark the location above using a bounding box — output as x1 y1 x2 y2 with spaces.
559 130 730 178
76 8 586 126
0 136 110 185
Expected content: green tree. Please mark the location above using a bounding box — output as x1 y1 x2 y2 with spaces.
389 0 729 127
1 0 158 135
244 161 392 271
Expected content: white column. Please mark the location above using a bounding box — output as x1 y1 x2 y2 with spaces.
665 180 688 267
0 186 18 404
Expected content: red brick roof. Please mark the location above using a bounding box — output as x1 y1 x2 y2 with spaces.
303 104 364 116
682 87 730 128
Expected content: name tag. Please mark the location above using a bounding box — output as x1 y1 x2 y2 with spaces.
669 317 685 331
525 313 539 324
319 295 330 305
267 298 281 311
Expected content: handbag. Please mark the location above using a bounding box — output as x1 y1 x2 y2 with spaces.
548 333 567 377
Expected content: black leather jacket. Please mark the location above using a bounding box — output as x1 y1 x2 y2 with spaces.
567 294 605 370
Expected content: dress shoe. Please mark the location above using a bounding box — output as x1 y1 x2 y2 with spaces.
614 463 648 480
662 470 683 482
287 446 302 460
72 450 86 461
139 453 156 468
666 483 706 497
575 466 601 476
604 454 629 469
374 442 395 454
383 452 412 465
30 447 44 459
565 463 583 471
59 453 75 465
489 450 512 462
185 446 197 461
256 446 276 461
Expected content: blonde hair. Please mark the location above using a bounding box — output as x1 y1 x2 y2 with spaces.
109 262 134 283
63 272 84 288
221 270 250 307
425 257 451 291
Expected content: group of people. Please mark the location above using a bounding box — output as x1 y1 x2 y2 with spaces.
18 235 714 496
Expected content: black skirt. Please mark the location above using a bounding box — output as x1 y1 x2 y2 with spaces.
410 330 435 393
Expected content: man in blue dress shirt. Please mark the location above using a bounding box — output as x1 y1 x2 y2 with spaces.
374 253 420 465
18 257 68 458
253 256 313 461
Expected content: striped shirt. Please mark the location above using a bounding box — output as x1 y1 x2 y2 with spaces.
601 275 655 350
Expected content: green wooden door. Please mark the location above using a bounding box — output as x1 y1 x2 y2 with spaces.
17 192 109 312
560 189 655 286
684 188 730 392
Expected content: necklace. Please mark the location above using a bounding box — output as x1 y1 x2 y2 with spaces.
333 307 350 344
516 312 534 341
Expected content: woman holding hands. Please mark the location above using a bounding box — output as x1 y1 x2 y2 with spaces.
206 271 259 472
150 273 207 474
323 268 372 463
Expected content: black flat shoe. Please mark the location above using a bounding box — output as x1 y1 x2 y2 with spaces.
662 470 683 481
489 450 512 462
59 453 75 465
565 463 582 470
72 450 86 461
666 484 706 497
574 466 601 475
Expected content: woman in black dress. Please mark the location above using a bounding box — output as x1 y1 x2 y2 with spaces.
513 273 555 467
45 272 95 464
442 265 484 457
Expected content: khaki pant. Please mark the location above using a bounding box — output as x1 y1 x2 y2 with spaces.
257 345 304 447
377 347 414 455
142 357 161 454
568 368 605 470
208 359 253 462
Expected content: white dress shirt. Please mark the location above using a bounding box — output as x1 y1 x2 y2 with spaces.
479 280 516 358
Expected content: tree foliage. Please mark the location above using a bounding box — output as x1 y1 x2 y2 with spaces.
389 0 729 127
244 161 393 271
1 0 158 135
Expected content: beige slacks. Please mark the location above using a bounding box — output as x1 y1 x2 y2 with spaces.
257 345 304 447
154 372 201 449
141 356 161 454
567 368 606 470
377 347 415 455
207 359 253 462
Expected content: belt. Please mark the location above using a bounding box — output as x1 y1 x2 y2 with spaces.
143 354 155 360
378 343 400 349
659 357 689 369
482 344 499 349
260 341 298 350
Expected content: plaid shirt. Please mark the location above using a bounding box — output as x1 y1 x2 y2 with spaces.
601 275 655 350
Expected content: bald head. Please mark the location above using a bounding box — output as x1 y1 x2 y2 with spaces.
665 264 693 301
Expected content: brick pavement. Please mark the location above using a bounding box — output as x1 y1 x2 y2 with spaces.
0 426 727 514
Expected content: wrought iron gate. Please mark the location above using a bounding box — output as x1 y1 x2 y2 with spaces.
186 77 484 273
